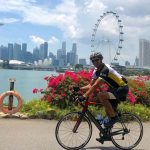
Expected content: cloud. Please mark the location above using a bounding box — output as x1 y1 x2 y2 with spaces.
0 18 19 24
0 0 34 12
29 35 45 44
0 0 150 65
84 0 107 13
48 36 59 45
30 35 59 46
0 0 82 39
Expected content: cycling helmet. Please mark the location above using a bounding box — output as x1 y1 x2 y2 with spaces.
90 52 103 60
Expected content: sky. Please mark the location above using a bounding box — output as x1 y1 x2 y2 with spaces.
0 0 150 65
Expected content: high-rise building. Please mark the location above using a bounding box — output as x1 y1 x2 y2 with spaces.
22 43 27 61
43 42 48 59
33 47 40 61
72 43 77 53
57 49 62 60
62 41 66 65
0 45 8 60
79 59 87 66
62 41 66 54
139 39 150 67
66 43 78 65
125 61 130 66
8 43 13 60
72 43 78 64
39 42 48 60
57 49 65 67
22 43 27 53
134 56 139 66
13 43 21 60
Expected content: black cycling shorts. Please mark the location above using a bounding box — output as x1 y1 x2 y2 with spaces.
108 85 129 101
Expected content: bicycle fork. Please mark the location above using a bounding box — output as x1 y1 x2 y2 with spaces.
72 112 85 133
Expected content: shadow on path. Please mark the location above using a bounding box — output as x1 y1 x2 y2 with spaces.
82 146 145 150
81 146 117 150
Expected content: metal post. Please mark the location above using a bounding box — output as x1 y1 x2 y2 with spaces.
8 78 16 110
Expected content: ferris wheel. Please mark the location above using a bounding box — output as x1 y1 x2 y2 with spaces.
91 11 124 63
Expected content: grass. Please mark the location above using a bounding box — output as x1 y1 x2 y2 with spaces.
20 99 150 121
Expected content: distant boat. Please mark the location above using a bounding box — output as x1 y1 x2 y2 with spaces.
56 68 75 73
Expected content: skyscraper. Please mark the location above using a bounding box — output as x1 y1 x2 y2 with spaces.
39 42 48 60
33 47 40 61
13 43 21 60
22 43 27 61
8 43 13 60
62 41 66 54
62 41 66 65
72 43 78 65
22 43 27 53
0 45 8 60
43 42 48 59
57 49 65 67
139 39 150 67
66 43 78 65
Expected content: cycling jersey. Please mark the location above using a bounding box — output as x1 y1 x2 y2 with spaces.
92 64 127 88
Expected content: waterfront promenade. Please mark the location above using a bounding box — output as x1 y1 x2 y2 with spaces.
0 118 149 150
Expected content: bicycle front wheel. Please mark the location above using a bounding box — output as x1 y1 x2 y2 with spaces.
55 112 92 150
110 112 143 150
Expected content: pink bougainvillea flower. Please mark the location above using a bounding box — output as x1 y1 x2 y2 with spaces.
95 88 100 92
61 93 67 97
137 81 145 87
40 88 44 92
47 95 52 102
57 74 64 81
101 84 108 91
48 76 61 88
32 88 39 94
128 90 136 104
136 75 150 81
77 70 92 81
64 71 79 83
44 76 49 81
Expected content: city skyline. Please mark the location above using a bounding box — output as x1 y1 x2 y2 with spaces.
0 0 150 65
0 41 82 68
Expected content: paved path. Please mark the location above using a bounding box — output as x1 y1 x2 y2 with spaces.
0 118 149 150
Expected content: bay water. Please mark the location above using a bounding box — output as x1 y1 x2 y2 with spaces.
0 69 58 102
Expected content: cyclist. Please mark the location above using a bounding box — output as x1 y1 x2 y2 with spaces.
77 52 129 128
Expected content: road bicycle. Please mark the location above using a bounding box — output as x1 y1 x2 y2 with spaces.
55 92 143 150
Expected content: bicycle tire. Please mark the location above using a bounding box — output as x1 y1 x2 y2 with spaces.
110 112 143 150
55 112 92 150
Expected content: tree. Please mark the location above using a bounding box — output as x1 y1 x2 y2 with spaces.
75 64 83 71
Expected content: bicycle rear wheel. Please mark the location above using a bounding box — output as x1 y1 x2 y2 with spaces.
110 112 143 150
55 112 92 150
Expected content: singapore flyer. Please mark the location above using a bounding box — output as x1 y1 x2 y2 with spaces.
0 91 23 115
91 11 124 64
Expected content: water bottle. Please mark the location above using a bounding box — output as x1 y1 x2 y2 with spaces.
96 114 104 124
103 116 110 124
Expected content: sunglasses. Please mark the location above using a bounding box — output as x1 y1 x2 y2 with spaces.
91 59 100 63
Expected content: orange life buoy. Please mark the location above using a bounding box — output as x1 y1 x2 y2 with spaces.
0 91 23 115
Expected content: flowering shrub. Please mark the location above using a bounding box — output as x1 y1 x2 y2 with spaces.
33 71 150 108
37 70 97 108
128 76 150 107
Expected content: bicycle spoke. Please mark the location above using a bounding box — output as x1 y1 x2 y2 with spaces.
55 112 92 149
111 113 143 150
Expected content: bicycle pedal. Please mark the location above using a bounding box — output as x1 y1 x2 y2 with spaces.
96 138 104 144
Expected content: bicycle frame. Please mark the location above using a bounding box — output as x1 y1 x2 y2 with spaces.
73 100 105 134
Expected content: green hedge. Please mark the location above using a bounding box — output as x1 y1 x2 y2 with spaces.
21 100 150 121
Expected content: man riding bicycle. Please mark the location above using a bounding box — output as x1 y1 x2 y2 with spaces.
78 52 129 128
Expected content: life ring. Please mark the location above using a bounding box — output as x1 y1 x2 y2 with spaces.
0 91 23 115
